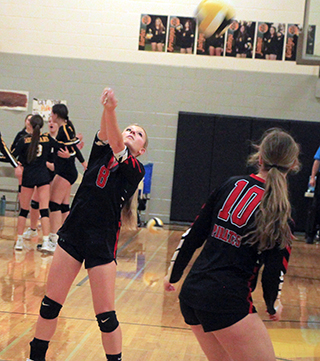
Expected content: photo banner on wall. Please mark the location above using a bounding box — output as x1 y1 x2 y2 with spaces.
226 20 256 58
285 24 301 61
32 98 67 121
255 22 286 60
167 16 196 54
197 32 226 56
0 90 29 111
306 25 316 55
139 14 168 52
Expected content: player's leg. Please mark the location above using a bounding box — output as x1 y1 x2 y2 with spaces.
61 190 71 224
15 186 34 250
29 188 40 233
37 184 51 244
156 43 164 52
213 313 276 361
88 262 122 359
49 175 70 242
191 325 234 361
29 245 82 360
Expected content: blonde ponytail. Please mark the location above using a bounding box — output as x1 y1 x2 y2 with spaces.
246 128 300 250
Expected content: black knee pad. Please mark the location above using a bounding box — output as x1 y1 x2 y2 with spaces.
19 208 29 218
49 201 61 212
31 200 40 209
39 295 62 320
96 311 119 333
40 208 49 218
60 203 70 214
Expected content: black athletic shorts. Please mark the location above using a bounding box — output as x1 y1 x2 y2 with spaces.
22 180 50 189
55 168 78 185
179 300 254 332
58 236 115 269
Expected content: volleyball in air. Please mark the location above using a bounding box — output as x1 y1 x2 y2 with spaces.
196 0 236 38
147 217 164 233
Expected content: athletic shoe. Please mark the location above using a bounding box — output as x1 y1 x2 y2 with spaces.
41 238 57 253
36 243 42 251
23 227 38 239
14 238 24 250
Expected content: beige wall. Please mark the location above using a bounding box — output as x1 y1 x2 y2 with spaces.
0 0 318 74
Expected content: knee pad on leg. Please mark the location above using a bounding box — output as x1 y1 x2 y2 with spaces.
60 203 70 214
49 201 61 212
40 295 62 320
96 311 119 333
19 208 29 218
31 200 40 209
40 208 49 218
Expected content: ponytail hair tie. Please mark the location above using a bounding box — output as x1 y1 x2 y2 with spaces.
269 164 287 172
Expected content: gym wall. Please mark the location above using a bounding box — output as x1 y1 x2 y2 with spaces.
0 0 319 225
171 112 320 231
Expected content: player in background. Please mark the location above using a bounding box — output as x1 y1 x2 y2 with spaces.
7 115 79 251
27 87 147 361
48 104 87 252
164 128 300 361
23 117 59 241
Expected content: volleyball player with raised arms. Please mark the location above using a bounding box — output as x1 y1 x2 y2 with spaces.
164 128 300 361
27 87 147 361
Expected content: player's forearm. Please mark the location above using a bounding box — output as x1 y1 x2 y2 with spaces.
311 160 320 178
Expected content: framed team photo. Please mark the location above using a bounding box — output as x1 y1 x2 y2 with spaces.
138 14 168 52
255 22 286 60
197 32 226 56
167 16 196 54
225 20 256 58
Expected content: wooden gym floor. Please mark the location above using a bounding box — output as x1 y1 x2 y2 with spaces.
0 215 320 361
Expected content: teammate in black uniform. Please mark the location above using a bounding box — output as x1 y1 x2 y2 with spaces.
48 104 87 252
8 115 79 251
23 117 60 243
177 19 195 54
10 114 33 195
27 87 147 361
149 17 166 52
164 128 300 361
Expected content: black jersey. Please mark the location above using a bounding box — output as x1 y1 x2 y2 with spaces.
149 26 166 43
11 128 28 151
11 133 66 187
168 174 291 316
58 133 145 259
0 132 19 167
54 123 85 177
11 132 79 187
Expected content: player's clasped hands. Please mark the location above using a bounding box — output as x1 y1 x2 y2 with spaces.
100 87 117 109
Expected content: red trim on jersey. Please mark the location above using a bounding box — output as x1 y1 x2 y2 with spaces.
286 244 292 255
114 221 121 258
125 155 143 173
246 287 254 313
250 174 265 183
247 265 259 313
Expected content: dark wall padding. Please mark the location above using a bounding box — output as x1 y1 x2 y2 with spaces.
170 112 320 232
